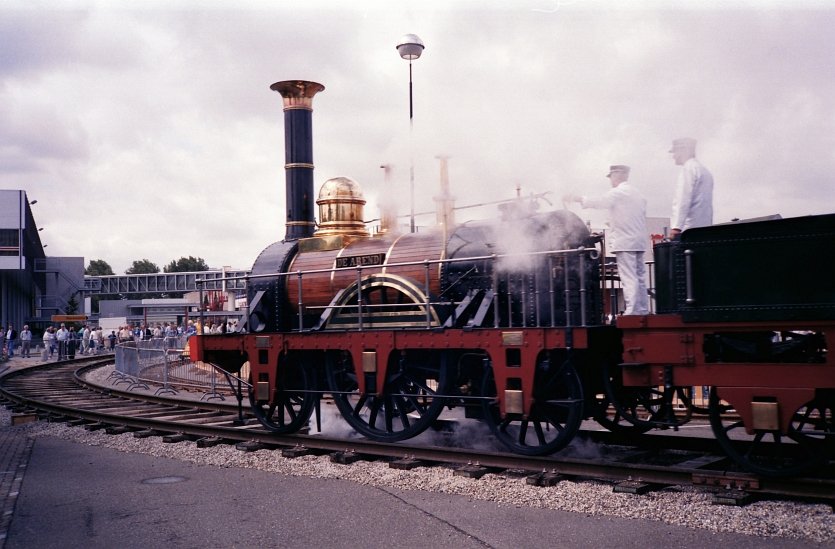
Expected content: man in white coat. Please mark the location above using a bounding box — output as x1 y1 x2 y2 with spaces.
669 138 714 238
565 165 649 315
55 323 69 360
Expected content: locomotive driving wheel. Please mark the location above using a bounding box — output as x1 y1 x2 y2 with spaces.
592 391 652 434
249 354 316 434
601 362 692 430
481 354 584 456
326 350 450 442
709 389 835 477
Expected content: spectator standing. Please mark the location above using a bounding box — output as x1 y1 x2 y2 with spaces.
56 323 69 360
669 138 714 238
108 330 117 351
565 165 649 315
81 325 91 355
89 327 101 354
20 325 32 358
43 326 57 360
67 327 77 359
5 324 17 357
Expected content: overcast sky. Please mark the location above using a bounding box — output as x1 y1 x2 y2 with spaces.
2 0 834 273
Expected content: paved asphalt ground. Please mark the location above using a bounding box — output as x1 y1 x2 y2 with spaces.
0 356 818 548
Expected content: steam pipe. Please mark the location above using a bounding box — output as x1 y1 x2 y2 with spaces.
270 80 325 241
563 256 572 327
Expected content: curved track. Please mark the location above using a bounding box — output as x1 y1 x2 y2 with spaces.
2 359 833 504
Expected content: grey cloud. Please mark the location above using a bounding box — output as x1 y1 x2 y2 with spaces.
0 100 89 171
2 3 835 272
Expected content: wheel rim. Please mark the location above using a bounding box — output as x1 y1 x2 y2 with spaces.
481 355 583 455
249 355 315 434
326 350 450 442
709 389 833 477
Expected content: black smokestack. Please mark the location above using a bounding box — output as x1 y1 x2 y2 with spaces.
270 80 325 241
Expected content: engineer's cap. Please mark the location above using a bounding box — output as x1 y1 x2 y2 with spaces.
606 165 630 177
669 137 697 152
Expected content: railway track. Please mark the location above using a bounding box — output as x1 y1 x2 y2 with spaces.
2 358 833 505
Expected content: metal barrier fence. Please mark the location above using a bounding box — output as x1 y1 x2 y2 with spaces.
113 336 250 400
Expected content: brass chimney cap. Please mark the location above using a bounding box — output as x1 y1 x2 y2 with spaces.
270 80 325 97
270 80 325 109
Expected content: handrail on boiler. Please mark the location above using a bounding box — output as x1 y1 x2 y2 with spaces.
196 246 600 332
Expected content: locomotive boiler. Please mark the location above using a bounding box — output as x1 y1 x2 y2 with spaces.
191 78 835 477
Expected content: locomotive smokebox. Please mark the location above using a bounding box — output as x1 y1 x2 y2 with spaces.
270 80 325 241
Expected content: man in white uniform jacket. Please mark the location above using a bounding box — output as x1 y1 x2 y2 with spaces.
565 165 649 315
669 137 713 238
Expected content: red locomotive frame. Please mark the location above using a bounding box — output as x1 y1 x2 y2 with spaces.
619 314 834 435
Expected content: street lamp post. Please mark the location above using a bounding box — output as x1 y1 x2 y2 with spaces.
396 34 424 233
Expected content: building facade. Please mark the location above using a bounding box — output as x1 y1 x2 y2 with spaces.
0 190 45 329
0 189 84 334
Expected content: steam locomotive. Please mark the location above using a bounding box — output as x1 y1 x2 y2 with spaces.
190 80 835 477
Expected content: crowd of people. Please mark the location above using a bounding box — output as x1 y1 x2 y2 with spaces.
1 324 29 360
1 318 237 362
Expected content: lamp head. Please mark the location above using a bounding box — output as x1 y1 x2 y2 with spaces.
397 34 425 60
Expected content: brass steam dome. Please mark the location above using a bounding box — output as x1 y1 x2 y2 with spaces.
314 176 370 238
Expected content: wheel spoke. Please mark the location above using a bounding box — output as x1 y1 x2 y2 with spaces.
404 394 428 414
283 400 297 422
399 374 437 395
538 408 566 434
393 396 412 427
723 419 744 438
368 397 382 427
517 419 530 445
744 431 767 461
353 394 369 419
533 421 547 445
